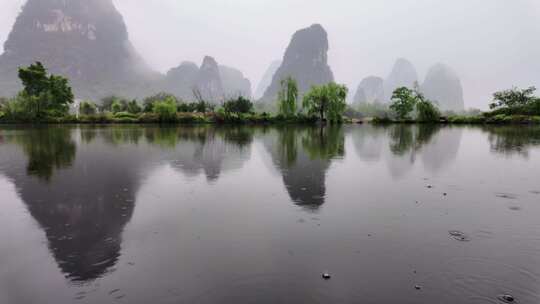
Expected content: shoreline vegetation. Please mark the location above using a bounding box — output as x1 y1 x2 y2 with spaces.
1 62 539 125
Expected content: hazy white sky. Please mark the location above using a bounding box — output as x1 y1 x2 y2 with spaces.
2 0 540 109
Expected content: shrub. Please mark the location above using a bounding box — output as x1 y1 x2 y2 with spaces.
152 97 177 122
223 96 253 114
416 100 440 122
114 111 138 119
126 100 142 114
143 93 176 113
111 100 123 114
79 101 97 115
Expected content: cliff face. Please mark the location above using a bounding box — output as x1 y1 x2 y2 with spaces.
354 76 384 104
261 24 334 102
384 58 418 102
0 0 157 99
421 63 465 112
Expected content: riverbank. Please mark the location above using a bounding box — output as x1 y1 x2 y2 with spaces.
372 114 540 125
0 111 327 125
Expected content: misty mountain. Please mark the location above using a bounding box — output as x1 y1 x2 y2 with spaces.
254 60 281 99
261 24 334 102
0 0 157 99
421 63 465 112
162 61 199 101
164 57 254 104
354 76 384 104
219 65 252 99
383 58 419 102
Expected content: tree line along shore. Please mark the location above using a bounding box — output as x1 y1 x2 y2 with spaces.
0 62 539 125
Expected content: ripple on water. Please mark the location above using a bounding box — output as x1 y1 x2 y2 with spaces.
425 257 540 304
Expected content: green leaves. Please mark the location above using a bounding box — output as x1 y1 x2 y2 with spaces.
223 96 253 114
389 86 440 122
389 87 416 120
490 86 537 110
15 62 74 120
152 96 177 122
302 82 348 123
278 77 298 117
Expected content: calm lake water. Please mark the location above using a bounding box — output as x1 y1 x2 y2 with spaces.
0 124 539 304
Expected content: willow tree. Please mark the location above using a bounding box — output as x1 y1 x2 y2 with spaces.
302 82 348 123
277 77 298 117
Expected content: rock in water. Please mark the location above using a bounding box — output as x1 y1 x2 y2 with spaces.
354 76 385 104
195 56 224 104
421 63 465 112
254 60 281 99
219 65 252 99
261 24 334 102
0 0 157 99
383 58 418 102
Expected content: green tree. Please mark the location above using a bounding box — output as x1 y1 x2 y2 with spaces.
126 99 142 114
489 86 537 109
79 101 97 115
389 87 416 120
302 82 348 123
16 62 74 119
278 77 298 117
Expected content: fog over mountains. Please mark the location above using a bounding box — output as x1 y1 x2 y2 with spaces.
1 0 540 109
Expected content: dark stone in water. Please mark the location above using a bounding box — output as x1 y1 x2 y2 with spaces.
498 294 515 303
427 185 433 189
414 284 422 290
448 230 470 242
322 273 331 280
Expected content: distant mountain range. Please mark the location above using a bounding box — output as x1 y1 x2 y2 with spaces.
0 0 465 110
354 58 465 112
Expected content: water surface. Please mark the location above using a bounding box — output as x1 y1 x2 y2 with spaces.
0 124 539 303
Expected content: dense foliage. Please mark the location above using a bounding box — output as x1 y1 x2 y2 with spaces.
152 97 178 122
486 86 540 117
223 96 253 114
79 101 97 115
389 87 416 120
416 100 441 122
388 86 440 122
302 82 348 123
1 62 74 121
